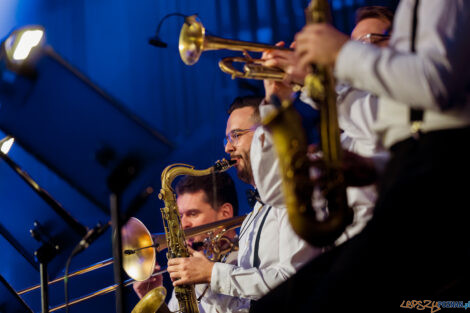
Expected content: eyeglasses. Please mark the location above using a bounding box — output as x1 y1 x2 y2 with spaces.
223 128 254 147
357 33 390 45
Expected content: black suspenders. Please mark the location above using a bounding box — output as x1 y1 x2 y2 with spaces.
253 205 272 268
409 0 424 137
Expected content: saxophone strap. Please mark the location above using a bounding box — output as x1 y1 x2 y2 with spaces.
253 205 272 268
409 0 424 138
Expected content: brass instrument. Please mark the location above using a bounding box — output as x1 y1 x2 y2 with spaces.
151 159 235 313
179 15 292 81
263 0 353 247
186 214 245 261
16 213 244 312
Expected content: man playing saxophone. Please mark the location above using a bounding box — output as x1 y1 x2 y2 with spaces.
251 0 470 311
254 6 394 244
133 172 239 313
167 96 320 312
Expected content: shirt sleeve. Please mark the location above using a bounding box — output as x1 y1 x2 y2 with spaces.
167 290 179 312
335 0 470 111
210 209 319 300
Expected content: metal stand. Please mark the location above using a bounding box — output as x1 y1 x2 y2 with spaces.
0 152 87 237
0 152 85 313
110 193 125 313
34 235 60 313
39 262 49 313
0 42 172 312
108 157 140 313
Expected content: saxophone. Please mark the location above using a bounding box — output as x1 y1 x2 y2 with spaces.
158 159 235 313
263 0 353 247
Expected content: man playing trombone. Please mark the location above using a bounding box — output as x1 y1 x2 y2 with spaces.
133 172 240 312
166 96 320 312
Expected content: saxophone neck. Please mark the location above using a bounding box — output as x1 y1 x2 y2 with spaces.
159 159 236 199
306 0 332 24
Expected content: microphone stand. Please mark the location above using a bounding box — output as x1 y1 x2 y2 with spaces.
0 152 88 313
107 157 140 313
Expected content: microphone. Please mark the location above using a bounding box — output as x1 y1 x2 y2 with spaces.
148 35 168 48
72 222 110 256
148 12 195 48
123 243 160 255
71 186 155 257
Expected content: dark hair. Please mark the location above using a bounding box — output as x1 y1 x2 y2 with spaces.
355 6 394 32
175 172 239 216
227 96 263 124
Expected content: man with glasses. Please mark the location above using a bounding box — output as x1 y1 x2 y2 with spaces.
352 6 392 47
167 96 319 312
256 6 394 244
252 0 470 311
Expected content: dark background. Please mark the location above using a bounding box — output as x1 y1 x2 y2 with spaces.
0 0 398 312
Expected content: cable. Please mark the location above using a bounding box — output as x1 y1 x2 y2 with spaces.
64 242 79 313
148 12 194 48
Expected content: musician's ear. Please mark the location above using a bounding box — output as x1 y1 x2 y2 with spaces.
217 203 234 219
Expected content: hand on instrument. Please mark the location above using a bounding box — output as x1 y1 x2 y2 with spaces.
262 41 298 102
132 263 163 299
291 23 349 73
167 247 214 286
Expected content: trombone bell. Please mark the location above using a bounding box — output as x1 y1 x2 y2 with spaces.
122 217 156 281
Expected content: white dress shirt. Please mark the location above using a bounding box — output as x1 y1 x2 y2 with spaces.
335 0 470 148
167 252 238 313
207 198 320 312
257 94 382 244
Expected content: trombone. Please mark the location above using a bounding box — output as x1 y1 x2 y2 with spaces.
16 215 246 311
179 15 294 81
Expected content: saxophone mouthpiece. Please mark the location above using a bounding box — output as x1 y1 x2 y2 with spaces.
227 159 237 166
214 158 236 172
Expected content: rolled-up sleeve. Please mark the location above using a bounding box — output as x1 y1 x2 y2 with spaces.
335 0 470 111
210 208 319 300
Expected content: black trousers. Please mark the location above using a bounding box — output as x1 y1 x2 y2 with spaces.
251 127 470 313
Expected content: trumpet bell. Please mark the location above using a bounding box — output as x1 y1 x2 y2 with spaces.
178 17 296 83
131 286 167 313
122 217 156 281
179 15 205 65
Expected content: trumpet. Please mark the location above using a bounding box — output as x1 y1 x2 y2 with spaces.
179 15 293 81
16 215 245 311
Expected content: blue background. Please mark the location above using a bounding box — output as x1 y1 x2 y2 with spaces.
0 0 397 312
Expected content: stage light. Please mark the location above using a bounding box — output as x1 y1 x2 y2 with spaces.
0 136 14 154
2 25 45 66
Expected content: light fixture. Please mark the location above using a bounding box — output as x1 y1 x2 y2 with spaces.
0 136 15 154
2 25 45 67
